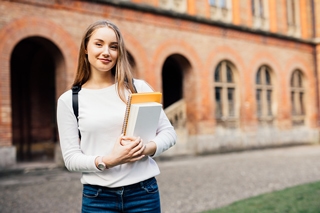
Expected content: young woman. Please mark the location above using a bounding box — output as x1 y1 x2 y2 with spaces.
57 20 176 212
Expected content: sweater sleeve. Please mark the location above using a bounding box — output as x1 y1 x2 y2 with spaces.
152 110 177 157
134 79 177 157
56 91 99 172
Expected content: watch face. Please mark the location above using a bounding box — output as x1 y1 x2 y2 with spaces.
98 163 105 170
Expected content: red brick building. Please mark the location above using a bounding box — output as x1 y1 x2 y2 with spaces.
1 0 320 167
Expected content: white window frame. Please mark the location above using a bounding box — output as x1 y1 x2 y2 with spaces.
252 0 269 31
256 65 274 124
159 0 187 13
286 0 301 37
291 70 305 125
214 61 238 128
209 0 232 23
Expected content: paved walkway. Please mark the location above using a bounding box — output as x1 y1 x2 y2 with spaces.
1 145 320 213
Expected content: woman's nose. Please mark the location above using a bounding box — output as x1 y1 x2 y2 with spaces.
102 47 110 57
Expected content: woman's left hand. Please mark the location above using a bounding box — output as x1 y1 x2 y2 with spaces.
120 136 140 146
121 136 157 156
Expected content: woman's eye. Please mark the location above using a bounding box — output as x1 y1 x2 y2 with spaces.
96 43 102 47
110 45 118 49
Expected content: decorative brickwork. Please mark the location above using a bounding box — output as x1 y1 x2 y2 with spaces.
1 0 320 163
0 16 78 147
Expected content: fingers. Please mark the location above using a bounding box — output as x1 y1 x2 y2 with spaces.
113 135 146 164
127 152 146 162
123 137 141 147
125 138 145 161
130 138 144 155
120 136 139 146
133 143 146 157
122 135 136 140
120 138 131 146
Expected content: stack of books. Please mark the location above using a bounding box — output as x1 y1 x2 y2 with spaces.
122 92 162 143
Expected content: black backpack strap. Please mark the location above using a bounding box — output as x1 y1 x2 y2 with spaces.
132 79 137 93
125 76 137 93
71 80 134 139
72 85 82 139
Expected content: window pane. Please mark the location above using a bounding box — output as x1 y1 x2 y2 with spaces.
226 65 233 82
293 70 298 87
251 0 255 15
228 88 235 116
287 0 293 25
256 68 261 84
300 92 304 115
220 0 226 8
291 70 305 120
291 70 303 87
214 63 221 82
256 89 262 117
291 0 296 25
267 90 272 116
298 71 302 87
215 87 222 117
265 69 271 85
290 72 295 86
259 0 264 17
291 91 296 115
209 0 216 6
209 0 226 8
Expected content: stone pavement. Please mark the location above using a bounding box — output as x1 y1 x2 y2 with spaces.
0 144 320 213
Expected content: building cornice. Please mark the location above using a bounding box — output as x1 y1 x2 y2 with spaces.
91 0 315 45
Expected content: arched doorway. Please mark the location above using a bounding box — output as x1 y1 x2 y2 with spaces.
162 56 183 109
11 37 63 162
161 54 192 155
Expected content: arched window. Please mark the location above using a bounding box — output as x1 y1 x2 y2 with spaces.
291 70 305 125
214 61 237 127
256 65 274 124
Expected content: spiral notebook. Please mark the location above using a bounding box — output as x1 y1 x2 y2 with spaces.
121 92 162 143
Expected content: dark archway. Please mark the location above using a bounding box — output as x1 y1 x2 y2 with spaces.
11 37 61 162
162 55 185 109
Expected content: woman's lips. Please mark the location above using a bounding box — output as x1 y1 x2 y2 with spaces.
99 58 111 63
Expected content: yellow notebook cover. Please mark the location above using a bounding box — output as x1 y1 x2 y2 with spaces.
130 92 162 104
122 92 162 135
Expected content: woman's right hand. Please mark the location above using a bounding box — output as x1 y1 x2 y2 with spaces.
103 135 146 168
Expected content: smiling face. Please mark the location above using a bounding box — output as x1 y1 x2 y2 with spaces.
86 26 119 75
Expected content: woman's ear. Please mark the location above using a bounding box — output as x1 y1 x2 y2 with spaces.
85 49 88 54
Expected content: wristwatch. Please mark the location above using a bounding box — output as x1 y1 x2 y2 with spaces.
97 157 107 171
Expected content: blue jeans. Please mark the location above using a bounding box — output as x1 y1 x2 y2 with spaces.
82 177 161 213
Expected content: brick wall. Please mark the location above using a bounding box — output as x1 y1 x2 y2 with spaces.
0 0 319 161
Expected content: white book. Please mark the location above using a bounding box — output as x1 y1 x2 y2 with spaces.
125 102 162 143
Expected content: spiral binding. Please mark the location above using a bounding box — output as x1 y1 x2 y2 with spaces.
121 94 133 135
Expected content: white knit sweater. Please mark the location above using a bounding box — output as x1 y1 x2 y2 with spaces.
57 79 176 187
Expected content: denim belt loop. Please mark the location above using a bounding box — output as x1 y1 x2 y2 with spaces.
82 176 160 212
84 177 155 191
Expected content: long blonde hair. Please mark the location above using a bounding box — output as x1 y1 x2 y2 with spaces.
72 20 136 102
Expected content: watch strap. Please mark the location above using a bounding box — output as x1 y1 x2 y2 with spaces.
97 156 106 171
